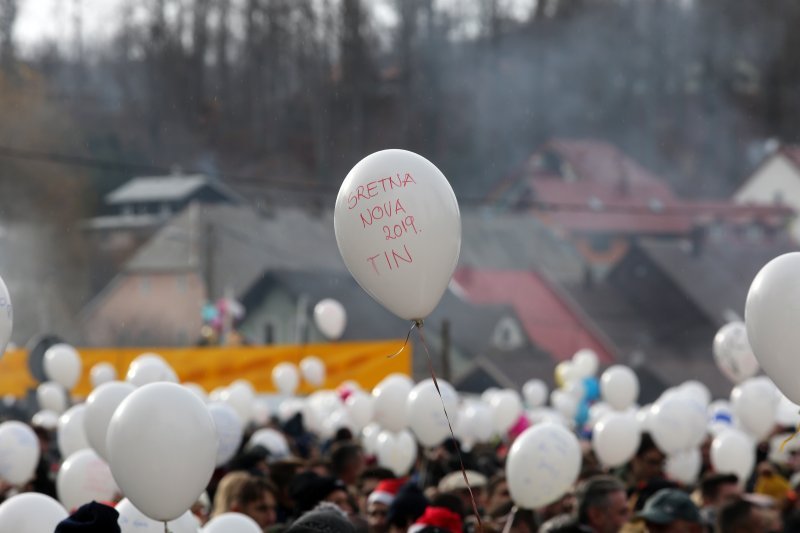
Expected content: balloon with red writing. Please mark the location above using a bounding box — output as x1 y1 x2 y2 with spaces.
335 149 461 321
0 275 11 356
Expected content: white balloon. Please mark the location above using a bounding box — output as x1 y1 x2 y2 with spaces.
650 395 706 454
0 421 40 485
126 354 178 387
601 365 639 411
107 383 217 521
334 149 461 320
572 349 599 378
708 400 735 436
776 393 800 428
272 363 300 395
731 378 778 441
57 404 90 458
83 381 136 462
588 402 613 429
57 449 118 512
490 389 523 435
300 356 326 388
345 391 375 430
563 380 586 401
277 397 305 423
376 430 417 476
90 363 117 389
550 389 578 420
680 380 712 408
481 387 500 406
592 413 641 467
711 429 755 485
37 381 67 414
745 253 800 404
506 423 581 509
0 493 67 533
209 403 245 467
463 401 494 442
221 381 255 424
31 410 59 431
665 448 702 485
522 379 548 408
0 275 12 357
313 299 347 340
362 423 382 456
713 322 760 384
407 379 459 447
321 409 357 440
304 390 343 434
636 404 655 433
372 374 413 432
117 498 199 533
252 399 272 426
249 428 290 459
203 512 261 533
44 343 82 390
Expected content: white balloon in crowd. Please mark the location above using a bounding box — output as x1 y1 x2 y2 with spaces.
345 391 375 431
83 381 136 462
321 409 357 440
126 353 178 387
636 404 655 433
209 387 226 404
649 394 706 455
601 365 639 410
563 380 585 401
707 400 734 436
117 498 199 533
0 275 12 356
528 407 570 428
463 401 494 443
776 393 800 428
57 448 118 512
303 390 343 434
592 412 641 468
278 397 305 423
711 429 755 485
572 349 599 378
372 374 413 432
44 343 82 390
555 361 579 387
334 149 461 321
249 428 291 459
203 512 262 533
376 429 417 476
713 322 759 384
506 423 581 509
209 402 245 467
31 410 59 431
0 421 40 486
252 398 272 426
361 423 382 456
57 404 90 458
300 356 326 388
0 493 67 533
313 299 347 340
37 381 67 414
588 402 613 429
745 252 800 405
522 379 548 408
407 378 459 447
731 377 778 442
679 380 712 408
221 380 255 424
272 363 300 395
550 389 578 420
665 448 702 485
107 382 217 521
489 389 523 435
90 362 117 389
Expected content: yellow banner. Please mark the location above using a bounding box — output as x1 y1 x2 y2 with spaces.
0 340 411 398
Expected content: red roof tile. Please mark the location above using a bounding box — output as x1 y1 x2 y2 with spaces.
452 268 615 364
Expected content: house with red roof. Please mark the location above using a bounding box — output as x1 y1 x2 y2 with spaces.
735 143 800 241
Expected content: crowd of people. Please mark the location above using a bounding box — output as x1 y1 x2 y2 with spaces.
5 398 800 533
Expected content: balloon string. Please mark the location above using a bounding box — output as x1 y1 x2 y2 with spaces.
417 322 484 533
781 419 800 452
387 320 418 359
501 506 518 533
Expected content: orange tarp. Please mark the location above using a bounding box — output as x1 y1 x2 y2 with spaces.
0 340 411 398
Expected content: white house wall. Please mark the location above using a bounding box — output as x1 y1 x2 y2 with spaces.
735 154 800 240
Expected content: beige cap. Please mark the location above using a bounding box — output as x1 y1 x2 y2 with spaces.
437 470 488 493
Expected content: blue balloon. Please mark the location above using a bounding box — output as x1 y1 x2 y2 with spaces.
575 400 590 428
583 377 600 402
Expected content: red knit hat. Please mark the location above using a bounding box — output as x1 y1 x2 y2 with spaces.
368 478 406 507
409 506 462 533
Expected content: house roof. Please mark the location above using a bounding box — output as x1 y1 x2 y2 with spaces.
451 268 616 364
106 175 240 205
636 233 797 327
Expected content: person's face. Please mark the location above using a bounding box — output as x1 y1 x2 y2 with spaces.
326 488 354 514
634 449 665 482
488 481 511 512
588 490 630 533
241 491 278 529
713 482 742 507
367 501 390 532
359 477 381 513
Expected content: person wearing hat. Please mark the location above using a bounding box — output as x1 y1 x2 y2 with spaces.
408 506 463 533
387 481 429 533
437 470 488 517
290 471 352 517
367 478 405 533
55 501 121 533
635 488 703 533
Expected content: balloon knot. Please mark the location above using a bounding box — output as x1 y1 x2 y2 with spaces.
413 319 424 328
